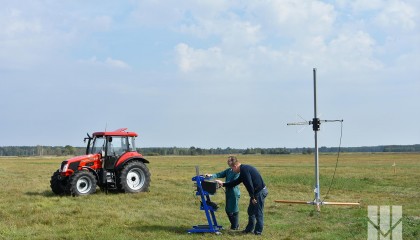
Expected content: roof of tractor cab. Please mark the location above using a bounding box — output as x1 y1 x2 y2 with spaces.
92 128 138 137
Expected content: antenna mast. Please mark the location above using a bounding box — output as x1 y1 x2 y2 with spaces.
277 68 359 211
313 68 321 211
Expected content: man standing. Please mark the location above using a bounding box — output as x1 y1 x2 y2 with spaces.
215 156 268 235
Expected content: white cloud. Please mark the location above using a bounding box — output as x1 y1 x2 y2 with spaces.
247 0 336 38
175 43 252 81
105 57 131 69
87 15 113 32
0 8 59 69
1 9 43 37
350 0 383 11
335 0 417 32
325 31 382 71
0 3 120 71
221 21 262 48
172 1 339 82
79 56 131 69
375 0 416 31
175 43 206 72
128 0 186 26
173 0 420 86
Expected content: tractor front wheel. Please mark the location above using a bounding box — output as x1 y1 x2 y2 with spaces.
67 171 97 196
119 161 151 193
50 170 68 195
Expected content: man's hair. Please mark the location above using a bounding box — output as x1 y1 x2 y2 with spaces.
227 155 239 167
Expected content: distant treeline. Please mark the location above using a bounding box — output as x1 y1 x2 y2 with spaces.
0 144 419 157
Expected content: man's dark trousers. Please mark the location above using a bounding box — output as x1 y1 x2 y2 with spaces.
244 187 268 234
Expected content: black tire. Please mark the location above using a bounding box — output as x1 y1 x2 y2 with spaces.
118 161 151 193
67 171 97 196
50 170 68 195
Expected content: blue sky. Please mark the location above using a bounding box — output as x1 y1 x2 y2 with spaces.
1 0 419 148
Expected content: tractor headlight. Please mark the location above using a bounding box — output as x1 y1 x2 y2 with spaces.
60 163 68 172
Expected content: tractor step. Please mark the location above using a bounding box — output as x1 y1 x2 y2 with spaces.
106 183 117 189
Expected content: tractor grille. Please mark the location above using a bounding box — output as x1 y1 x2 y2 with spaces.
68 161 80 171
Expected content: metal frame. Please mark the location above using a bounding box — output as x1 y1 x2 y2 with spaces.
276 68 359 211
188 167 222 234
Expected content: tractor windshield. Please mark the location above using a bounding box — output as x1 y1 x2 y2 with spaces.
90 137 106 154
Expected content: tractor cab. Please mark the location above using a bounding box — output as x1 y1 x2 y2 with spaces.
86 128 140 170
87 133 137 170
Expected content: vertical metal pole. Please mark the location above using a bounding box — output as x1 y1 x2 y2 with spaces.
313 68 321 211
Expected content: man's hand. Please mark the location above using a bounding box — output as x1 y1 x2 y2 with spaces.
204 174 212 178
251 198 257 205
215 179 224 187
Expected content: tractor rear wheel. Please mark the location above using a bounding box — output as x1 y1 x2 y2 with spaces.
50 170 67 195
119 161 151 193
67 171 97 196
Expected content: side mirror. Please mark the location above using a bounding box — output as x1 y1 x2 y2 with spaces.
84 133 92 143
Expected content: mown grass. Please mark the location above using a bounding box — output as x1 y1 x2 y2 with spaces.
0 153 419 239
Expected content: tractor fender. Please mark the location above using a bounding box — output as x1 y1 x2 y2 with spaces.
115 157 149 171
81 166 100 180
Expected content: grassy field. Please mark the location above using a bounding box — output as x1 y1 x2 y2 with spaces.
0 153 419 239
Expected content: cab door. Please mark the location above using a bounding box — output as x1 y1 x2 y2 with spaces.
104 136 129 170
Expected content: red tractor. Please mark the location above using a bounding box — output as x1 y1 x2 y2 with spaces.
50 128 151 196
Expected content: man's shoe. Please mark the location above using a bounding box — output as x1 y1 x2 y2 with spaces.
254 231 262 235
241 230 252 234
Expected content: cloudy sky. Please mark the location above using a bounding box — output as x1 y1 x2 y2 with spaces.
1 0 419 148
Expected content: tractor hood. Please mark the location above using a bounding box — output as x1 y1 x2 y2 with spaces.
60 154 102 175
66 154 100 163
